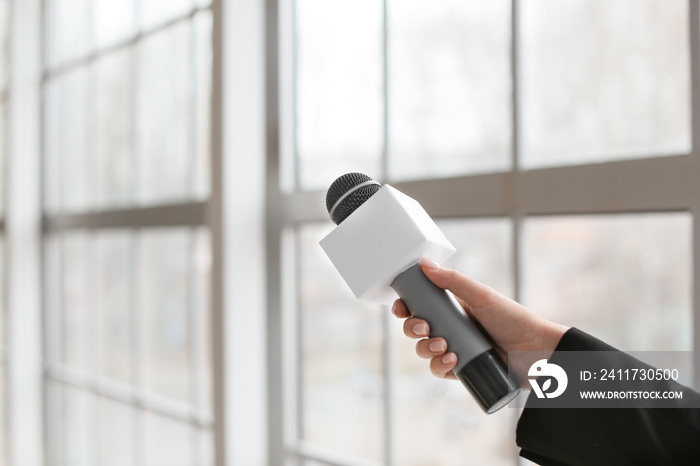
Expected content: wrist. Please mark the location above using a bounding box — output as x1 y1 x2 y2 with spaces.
541 321 570 357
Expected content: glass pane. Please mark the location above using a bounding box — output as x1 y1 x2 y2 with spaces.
98 398 135 466
0 366 5 466
143 411 193 466
62 386 97 466
137 22 193 204
0 1 9 92
439 219 514 298
0 239 3 350
0 237 4 466
61 233 93 372
97 232 132 384
394 219 516 466
0 104 6 218
44 79 61 214
141 0 193 31
193 228 212 413
46 0 91 68
523 213 692 350
46 381 65 465
194 12 212 200
298 224 384 462
521 0 690 168
140 230 190 404
45 235 64 368
95 48 134 209
388 0 512 181
296 0 383 190
94 0 136 49
56 68 89 213
197 428 214 466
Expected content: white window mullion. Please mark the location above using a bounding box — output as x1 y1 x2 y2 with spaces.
212 0 268 464
6 0 44 464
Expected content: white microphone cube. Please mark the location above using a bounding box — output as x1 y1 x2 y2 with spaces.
320 185 456 305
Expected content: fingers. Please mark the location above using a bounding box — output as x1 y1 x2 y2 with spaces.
392 298 457 380
430 352 458 379
391 299 411 319
403 316 429 339
415 337 447 359
420 258 499 309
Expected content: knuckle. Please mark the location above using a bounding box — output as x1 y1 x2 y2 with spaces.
442 268 458 289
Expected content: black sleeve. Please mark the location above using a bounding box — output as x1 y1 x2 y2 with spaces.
515 328 700 466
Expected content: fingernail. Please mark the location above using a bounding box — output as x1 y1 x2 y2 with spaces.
429 340 446 352
421 258 441 270
414 323 429 336
442 353 456 365
391 302 397 316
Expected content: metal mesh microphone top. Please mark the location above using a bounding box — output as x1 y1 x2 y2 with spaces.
326 173 381 225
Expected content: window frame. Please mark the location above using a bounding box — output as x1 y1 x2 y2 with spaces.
265 0 700 465
1 0 271 465
39 1 220 465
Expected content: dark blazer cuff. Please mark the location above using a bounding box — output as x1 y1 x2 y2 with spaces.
550 326 617 353
515 327 700 465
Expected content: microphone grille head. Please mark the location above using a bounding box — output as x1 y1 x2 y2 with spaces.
326 173 381 225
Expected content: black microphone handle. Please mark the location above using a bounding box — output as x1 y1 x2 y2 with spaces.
390 263 520 413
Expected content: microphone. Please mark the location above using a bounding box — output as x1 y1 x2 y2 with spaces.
320 173 520 413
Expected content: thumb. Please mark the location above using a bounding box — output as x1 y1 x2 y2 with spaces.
420 258 500 308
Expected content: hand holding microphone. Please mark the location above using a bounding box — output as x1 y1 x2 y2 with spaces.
320 173 545 413
393 259 569 384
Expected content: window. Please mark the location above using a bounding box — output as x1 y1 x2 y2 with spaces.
520 0 690 168
388 0 512 181
42 1 214 465
270 0 698 465
0 0 697 464
522 213 692 351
